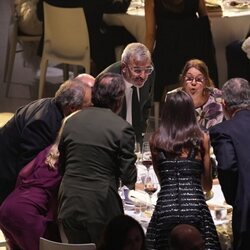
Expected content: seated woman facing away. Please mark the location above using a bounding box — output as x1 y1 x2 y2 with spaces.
168 59 223 130
0 144 61 250
146 91 221 249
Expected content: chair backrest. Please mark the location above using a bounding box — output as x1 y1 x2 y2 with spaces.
43 2 90 63
39 238 96 250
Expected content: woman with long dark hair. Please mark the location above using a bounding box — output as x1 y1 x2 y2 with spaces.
146 91 220 249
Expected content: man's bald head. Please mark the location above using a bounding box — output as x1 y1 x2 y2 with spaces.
74 73 95 87
169 224 204 250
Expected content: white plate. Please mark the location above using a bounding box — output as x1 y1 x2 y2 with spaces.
225 1 250 9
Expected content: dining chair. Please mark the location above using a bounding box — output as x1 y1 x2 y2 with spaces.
38 2 90 99
3 2 41 97
39 238 96 250
0 229 7 248
0 112 14 128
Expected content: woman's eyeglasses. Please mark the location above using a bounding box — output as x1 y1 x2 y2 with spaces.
184 75 205 84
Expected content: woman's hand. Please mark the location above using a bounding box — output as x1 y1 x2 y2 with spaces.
45 144 59 169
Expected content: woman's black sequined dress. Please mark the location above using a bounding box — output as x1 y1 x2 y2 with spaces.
146 148 221 250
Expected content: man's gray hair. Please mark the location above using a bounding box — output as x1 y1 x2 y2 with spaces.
222 78 250 111
121 42 151 63
54 79 89 109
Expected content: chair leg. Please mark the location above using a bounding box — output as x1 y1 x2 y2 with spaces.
63 64 69 81
82 61 90 74
3 40 10 83
5 35 18 97
73 65 78 77
38 59 48 99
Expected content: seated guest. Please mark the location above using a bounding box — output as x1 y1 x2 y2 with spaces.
0 82 93 250
0 145 61 250
0 74 95 205
169 224 204 250
57 73 137 244
168 59 223 130
146 91 220 249
97 214 146 250
101 43 155 144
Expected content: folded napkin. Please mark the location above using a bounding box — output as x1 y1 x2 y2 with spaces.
128 190 157 206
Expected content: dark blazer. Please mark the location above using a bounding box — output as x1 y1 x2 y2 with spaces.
210 109 250 250
58 107 137 243
101 61 155 142
0 98 63 203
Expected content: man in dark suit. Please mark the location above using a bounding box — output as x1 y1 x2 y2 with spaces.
0 74 95 204
57 72 137 244
101 43 155 144
209 78 250 250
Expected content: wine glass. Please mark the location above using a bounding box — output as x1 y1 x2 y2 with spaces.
134 142 142 163
144 173 158 211
214 207 227 221
141 142 152 173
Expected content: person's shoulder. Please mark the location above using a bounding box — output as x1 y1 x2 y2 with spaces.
208 87 222 96
17 98 51 113
207 87 223 104
99 61 121 75
209 119 230 135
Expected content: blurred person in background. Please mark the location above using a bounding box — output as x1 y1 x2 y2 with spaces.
97 214 146 250
145 0 218 118
37 0 136 75
169 224 204 250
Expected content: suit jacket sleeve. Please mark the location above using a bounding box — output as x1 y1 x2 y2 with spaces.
119 125 137 189
141 70 155 133
210 126 238 205
20 119 58 170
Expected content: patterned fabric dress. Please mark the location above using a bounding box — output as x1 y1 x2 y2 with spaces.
146 148 221 250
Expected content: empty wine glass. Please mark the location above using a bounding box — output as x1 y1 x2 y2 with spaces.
214 207 227 220
134 142 142 163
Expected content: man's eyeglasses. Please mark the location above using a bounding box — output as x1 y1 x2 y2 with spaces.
184 75 205 85
127 65 154 75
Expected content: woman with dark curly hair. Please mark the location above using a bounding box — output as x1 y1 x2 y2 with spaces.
146 91 220 249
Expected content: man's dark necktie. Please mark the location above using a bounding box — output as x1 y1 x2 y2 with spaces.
132 86 142 144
